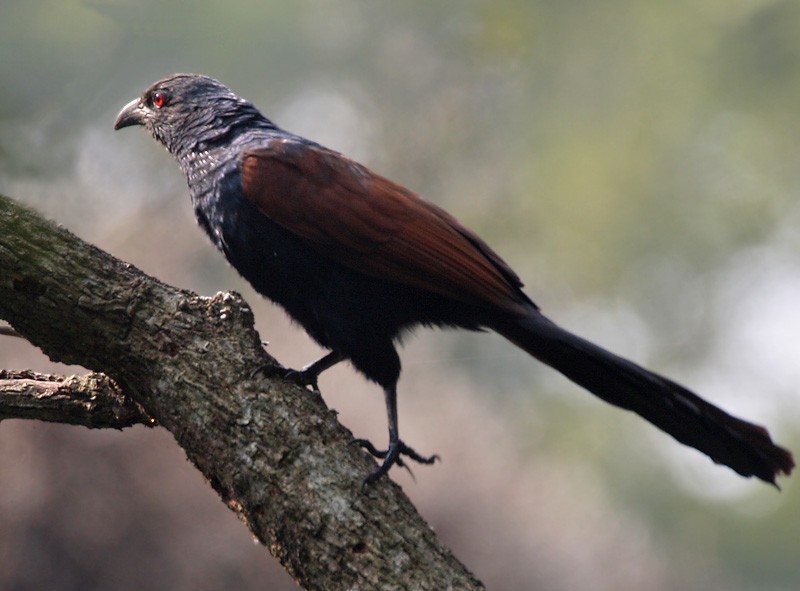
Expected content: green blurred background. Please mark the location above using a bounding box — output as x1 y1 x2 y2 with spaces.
1 1 798 589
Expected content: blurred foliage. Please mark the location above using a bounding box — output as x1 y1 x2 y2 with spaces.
1 1 799 590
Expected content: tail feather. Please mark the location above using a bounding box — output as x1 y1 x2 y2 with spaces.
494 312 794 485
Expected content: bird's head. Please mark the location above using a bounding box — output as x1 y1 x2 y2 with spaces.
114 74 264 154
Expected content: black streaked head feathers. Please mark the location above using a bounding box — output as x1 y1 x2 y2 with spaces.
114 74 269 154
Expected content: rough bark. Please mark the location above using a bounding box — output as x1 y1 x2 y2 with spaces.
0 193 484 591
0 369 152 428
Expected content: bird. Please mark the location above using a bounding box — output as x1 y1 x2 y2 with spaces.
114 73 794 485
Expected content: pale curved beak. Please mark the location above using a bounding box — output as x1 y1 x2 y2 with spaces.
114 98 146 130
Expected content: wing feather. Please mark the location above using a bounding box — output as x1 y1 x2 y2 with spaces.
240 138 533 314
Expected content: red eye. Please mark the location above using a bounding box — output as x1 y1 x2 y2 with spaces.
152 91 166 108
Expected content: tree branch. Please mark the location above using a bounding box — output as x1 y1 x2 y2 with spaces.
0 193 484 591
0 370 153 428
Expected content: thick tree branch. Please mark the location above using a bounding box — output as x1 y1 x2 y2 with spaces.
0 193 484 591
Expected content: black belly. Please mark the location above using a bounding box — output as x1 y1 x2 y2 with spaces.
197 186 486 386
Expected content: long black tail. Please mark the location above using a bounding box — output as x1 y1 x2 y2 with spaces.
493 312 794 485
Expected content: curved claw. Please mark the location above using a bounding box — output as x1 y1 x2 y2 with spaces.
249 363 321 392
249 362 283 380
283 367 321 392
352 438 387 458
353 438 439 485
251 352 344 394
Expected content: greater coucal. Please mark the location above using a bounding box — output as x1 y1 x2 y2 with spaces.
114 74 794 485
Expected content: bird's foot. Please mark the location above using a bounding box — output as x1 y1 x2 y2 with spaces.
353 438 439 485
250 363 322 393
252 352 343 394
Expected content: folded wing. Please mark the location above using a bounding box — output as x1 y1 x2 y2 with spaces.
240 139 534 315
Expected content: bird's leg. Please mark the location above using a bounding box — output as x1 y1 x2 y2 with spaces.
354 384 439 484
252 351 344 393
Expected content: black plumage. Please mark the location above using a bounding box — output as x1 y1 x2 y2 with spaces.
115 74 793 484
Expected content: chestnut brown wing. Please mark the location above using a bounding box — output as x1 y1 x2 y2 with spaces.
240 139 533 315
